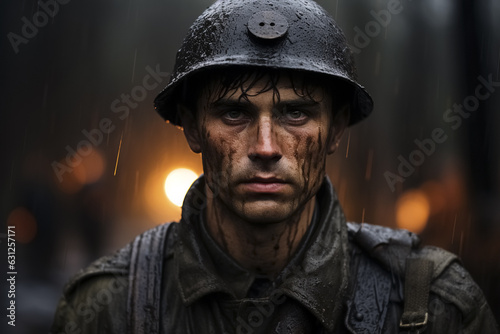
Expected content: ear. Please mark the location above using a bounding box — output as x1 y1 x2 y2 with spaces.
327 105 349 154
179 104 202 154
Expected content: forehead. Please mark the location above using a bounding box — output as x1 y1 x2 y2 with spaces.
198 69 329 105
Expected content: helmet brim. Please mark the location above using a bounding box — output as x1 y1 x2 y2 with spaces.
154 62 373 127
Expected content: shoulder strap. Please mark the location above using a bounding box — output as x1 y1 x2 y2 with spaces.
399 257 433 333
346 222 404 333
346 222 458 334
127 222 172 334
399 247 458 333
345 246 393 334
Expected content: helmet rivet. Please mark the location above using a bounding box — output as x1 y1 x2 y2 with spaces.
247 11 289 40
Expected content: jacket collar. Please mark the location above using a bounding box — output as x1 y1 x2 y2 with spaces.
276 176 350 331
174 176 349 332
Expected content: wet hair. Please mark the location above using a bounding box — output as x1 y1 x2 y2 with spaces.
177 66 352 123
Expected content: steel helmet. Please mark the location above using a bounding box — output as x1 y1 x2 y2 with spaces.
154 0 373 126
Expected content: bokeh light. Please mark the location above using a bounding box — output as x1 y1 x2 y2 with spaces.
7 207 37 244
164 168 198 207
395 189 431 234
421 181 447 215
56 148 106 194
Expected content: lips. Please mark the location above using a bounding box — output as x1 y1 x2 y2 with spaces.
240 176 288 193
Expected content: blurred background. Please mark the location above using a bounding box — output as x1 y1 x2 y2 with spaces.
1 0 499 332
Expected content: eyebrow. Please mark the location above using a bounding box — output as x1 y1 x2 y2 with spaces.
210 98 253 109
277 99 321 108
209 97 321 109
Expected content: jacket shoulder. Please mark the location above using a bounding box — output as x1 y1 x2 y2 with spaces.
63 240 131 297
430 259 498 330
63 222 176 297
347 222 499 332
52 238 133 334
347 222 457 278
51 222 177 334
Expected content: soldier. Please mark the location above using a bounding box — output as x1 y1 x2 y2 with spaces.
51 0 498 333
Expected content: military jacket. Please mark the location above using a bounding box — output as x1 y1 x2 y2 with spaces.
51 177 499 334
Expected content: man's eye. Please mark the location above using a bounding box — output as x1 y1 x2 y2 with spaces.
220 110 249 124
286 110 305 119
224 110 243 119
282 109 308 124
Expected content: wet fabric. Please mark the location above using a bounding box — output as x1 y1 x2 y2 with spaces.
50 176 499 334
164 176 349 333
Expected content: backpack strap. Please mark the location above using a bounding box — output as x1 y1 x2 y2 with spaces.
127 222 172 334
345 246 393 334
346 223 458 334
399 257 433 333
346 222 408 333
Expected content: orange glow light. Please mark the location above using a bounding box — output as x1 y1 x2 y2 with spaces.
56 148 106 194
7 207 37 244
164 168 198 207
395 189 430 234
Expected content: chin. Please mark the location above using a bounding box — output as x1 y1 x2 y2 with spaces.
234 200 298 224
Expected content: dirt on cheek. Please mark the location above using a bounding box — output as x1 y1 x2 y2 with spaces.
201 125 236 251
314 127 325 170
200 116 226 192
292 136 301 211
203 138 229 192
299 136 314 201
297 130 327 202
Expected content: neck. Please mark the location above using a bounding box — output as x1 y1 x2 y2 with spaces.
205 187 316 279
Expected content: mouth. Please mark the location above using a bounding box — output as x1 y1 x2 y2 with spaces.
245 176 285 183
240 176 288 193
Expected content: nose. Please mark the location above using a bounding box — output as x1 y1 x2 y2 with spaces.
248 115 282 162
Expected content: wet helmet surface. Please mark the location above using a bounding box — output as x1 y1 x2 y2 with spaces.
154 0 373 126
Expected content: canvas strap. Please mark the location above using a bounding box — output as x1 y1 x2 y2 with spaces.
127 222 172 334
400 257 434 333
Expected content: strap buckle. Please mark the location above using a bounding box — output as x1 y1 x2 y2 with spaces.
399 312 428 329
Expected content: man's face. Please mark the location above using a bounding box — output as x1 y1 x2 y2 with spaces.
183 73 346 224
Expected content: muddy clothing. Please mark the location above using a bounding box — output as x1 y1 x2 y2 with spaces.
51 177 498 334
